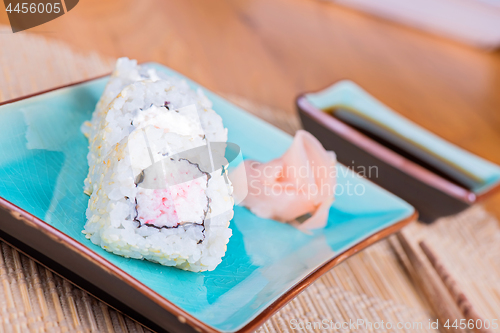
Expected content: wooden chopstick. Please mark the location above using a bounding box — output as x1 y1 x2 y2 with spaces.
396 230 467 333
419 241 493 333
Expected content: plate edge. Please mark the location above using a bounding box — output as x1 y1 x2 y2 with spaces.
234 209 417 333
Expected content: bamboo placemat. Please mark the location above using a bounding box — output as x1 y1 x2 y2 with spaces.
0 26 499 333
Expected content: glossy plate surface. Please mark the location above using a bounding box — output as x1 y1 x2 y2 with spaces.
0 63 415 332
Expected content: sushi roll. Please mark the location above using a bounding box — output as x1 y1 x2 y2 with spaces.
81 58 234 272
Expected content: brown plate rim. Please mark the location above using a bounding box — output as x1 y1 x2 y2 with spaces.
0 74 418 333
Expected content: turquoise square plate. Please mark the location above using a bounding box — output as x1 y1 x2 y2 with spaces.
0 63 416 333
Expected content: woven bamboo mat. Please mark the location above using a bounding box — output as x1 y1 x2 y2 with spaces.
0 26 499 333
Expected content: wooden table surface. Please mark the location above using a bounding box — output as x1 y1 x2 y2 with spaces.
2 0 500 217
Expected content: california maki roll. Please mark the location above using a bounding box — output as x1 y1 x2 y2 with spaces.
81 58 234 272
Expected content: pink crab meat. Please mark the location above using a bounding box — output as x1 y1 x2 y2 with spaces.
136 176 207 228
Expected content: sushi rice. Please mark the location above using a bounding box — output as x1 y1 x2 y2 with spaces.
81 58 234 272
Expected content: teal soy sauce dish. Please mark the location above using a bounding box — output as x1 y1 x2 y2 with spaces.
297 80 500 223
